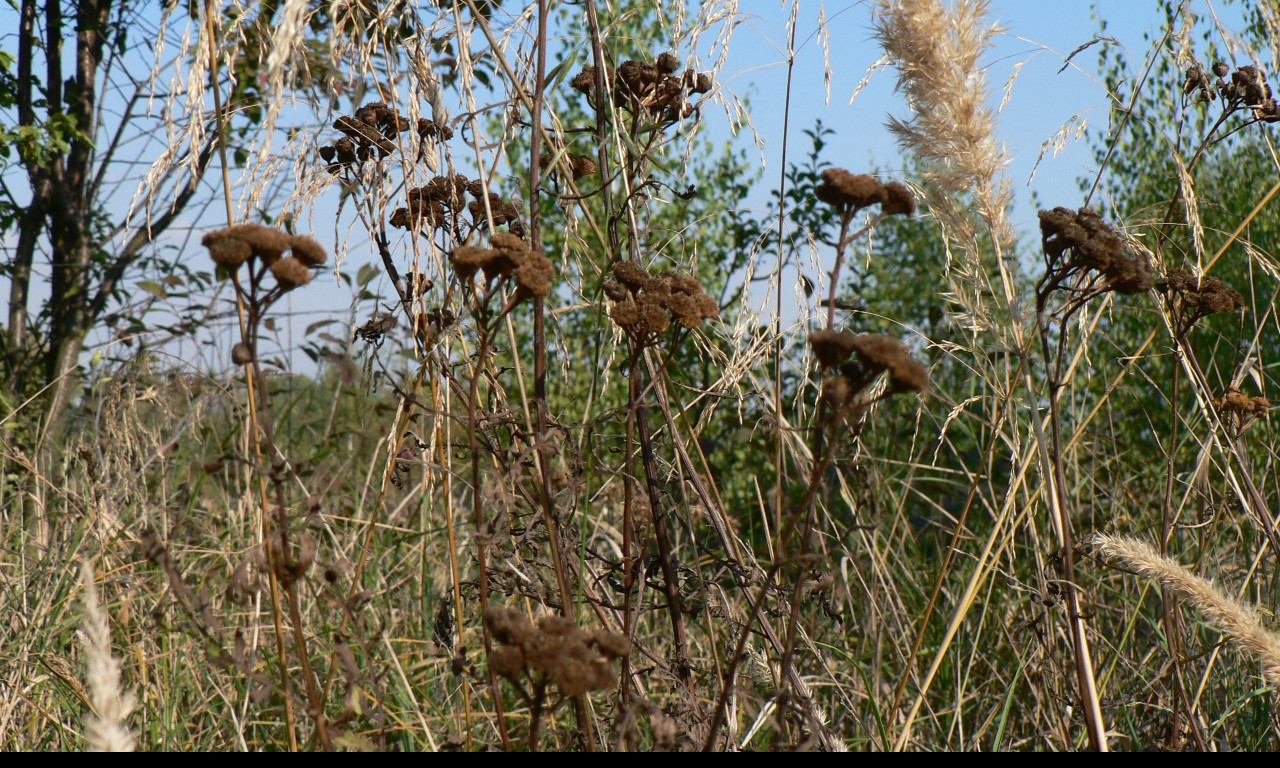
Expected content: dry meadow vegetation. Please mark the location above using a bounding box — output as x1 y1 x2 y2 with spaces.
5 0 1280 752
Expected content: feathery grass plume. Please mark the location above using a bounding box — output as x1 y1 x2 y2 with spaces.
1092 533 1280 686
80 560 136 752
873 0 1017 333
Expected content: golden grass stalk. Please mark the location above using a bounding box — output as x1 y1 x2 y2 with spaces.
1093 533 1280 687
80 560 136 752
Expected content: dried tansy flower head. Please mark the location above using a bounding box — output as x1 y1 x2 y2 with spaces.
815 169 916 217
539 151 598 181
318 101 409 172
814 331 929 409
203 231 252 270
1186 60 1279 120
881 181 917 216
605 261 718 341
1213 385 1270 434
816 169 885 210
514 251 555 300
448 234 556 302
202 225 327 287
1038 206 1154 294
570 54 712 121
390 174 525 239
270 257 312 290
809 329 858 368
1158 268 1245 327
851 333 929 394
416 117 454 142
288 235 327 267
483 607 628 697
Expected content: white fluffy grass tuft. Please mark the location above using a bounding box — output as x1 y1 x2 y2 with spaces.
80 559 136 752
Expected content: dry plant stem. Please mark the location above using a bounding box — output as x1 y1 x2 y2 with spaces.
776 394 880 745
1158 354 1206 750
618 364 639 746
466 310 513 752
1034 295 1107 752
1084 31 1168 206
439 383 475 748
773 5 799 566
236 276 331 751
826 212 886 330
224 217 297 752
225 281 293 750
200 22 294 743
630 350 690 678
526 0 574 635
644 355 744 567
375 233 416 321
703 561 784 752
206 0 233 228
526 678 549 751
769 179 884 741
705 446 837 751
525 0 591 747
311 389 427 748
1154 103 1252 255
203 13 294 742
584 0 614 248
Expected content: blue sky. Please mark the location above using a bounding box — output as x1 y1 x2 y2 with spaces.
706 0 1167 231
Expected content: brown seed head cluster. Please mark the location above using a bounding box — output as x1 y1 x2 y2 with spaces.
449 233 555 300
808 329 859 368
1038 206 1154 294
1157 268 1245 328
815 169 917 216
1213 386 1270 435
1185 62 1279 121
604 260 719 341
810 331 929 408
390 174 524 239
319 101 412 170
202 224 326 289
483 607 629 697
571 54 712 122
416 117 454 142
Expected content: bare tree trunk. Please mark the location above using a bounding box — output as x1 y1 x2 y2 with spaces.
34 0 112 452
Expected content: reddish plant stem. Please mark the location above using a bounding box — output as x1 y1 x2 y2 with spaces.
630 349 691 678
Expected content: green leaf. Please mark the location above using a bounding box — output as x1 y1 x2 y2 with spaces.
546 52 579 91
136 280 167 300
333 730 377 752
306 318 338 335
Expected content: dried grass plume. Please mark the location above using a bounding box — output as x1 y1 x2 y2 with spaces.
1092 533 1280 686
80 560 137 752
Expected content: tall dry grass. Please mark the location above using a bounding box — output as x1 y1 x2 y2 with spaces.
3 0 1280 753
